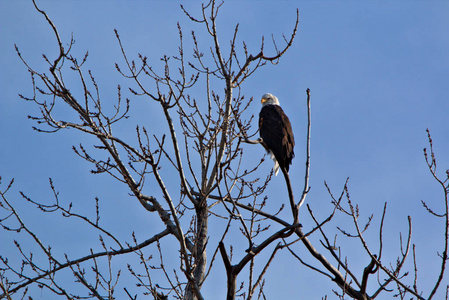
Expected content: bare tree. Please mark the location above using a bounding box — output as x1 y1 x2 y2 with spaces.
1 1 448 300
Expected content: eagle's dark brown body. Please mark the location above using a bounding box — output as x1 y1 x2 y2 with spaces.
259 103 295 174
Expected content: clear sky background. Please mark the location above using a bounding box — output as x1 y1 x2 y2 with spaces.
1 1 449 299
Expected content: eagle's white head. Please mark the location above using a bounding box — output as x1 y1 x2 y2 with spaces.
261 93 280 107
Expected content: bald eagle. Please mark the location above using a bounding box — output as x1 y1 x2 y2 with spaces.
259 93 295 176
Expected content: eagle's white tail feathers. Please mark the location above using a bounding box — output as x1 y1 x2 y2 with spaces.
268 151 280 176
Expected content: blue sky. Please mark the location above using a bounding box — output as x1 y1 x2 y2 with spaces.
1 1 449 299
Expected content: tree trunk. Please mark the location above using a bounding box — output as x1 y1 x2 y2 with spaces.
185 201 208 299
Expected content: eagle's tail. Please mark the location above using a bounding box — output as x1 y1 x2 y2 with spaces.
268 150 280 176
